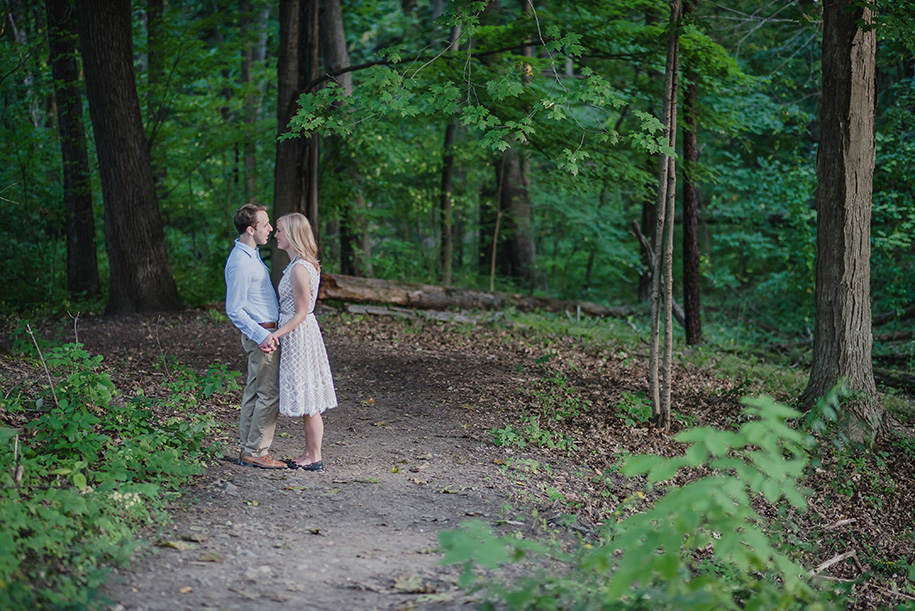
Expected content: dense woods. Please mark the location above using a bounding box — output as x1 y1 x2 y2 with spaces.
1 1 911 318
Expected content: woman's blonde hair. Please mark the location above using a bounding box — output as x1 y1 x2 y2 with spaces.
278 213 320 272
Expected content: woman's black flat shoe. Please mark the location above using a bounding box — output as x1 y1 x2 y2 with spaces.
297 461 323 472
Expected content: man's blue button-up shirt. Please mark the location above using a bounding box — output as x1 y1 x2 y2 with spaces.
224 239 279 345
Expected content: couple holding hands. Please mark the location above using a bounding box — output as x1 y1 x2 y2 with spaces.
224 203 337 472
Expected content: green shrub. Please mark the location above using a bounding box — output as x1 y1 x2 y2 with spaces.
0 342 227 609
441 396 840 610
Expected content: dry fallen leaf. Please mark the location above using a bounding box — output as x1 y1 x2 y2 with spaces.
179 586 193 594
155 540 196 551
180 533 208 542
393 574 436 594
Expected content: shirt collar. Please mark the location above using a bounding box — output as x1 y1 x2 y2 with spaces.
234 238 260 258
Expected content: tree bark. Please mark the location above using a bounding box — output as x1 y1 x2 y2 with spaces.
800 0 881 439
76 0 180 313
682 0 702 346
46 0 99 297
273 0 314 280
497 149 537 286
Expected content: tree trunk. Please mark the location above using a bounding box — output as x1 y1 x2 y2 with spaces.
497 0 538 289
439 121 456 286
272 0 312 280
47 0 99 297
5 0 40 127
682 0 702 346
648 0 681 432
497 149 537 286
76 0 180 314
437 22 461 287
800 0 882 439
637 9 661 303
321 0 372 276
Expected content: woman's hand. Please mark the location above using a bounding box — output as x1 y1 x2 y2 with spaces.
259 332 279 353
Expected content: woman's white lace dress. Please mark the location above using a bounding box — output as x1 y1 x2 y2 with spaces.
278 259 337 417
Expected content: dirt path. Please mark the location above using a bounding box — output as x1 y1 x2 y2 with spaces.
100 314 526 610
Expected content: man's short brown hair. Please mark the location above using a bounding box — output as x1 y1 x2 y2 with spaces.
234 202 267 235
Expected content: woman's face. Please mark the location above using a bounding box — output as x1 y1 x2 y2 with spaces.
275 221 290 251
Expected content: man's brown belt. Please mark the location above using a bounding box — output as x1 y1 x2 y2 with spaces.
259 322 277 329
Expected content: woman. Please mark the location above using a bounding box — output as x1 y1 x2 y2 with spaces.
266 213 337 471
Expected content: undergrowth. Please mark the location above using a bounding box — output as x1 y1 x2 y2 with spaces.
0 341 232 609
442 396 845 610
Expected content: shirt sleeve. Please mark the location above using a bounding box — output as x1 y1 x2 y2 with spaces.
225 255 270 345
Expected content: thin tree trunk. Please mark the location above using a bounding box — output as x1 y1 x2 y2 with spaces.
649 0 681 432
76 0 180 313
800 0 882 440
638 9 661 303
47 0 99 297
6 0 40 127
490 163 506 292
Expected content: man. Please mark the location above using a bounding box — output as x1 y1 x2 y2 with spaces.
225 203 287 469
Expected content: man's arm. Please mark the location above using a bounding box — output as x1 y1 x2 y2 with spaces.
225 256 270 345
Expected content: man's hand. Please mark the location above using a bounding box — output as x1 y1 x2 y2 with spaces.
259 333 279 353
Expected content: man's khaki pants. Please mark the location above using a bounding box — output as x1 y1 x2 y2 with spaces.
239 334 280 457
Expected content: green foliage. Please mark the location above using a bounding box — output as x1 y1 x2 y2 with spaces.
615 390 653 426
491 370 582 453
442 395 839 610
0 343 229 608
491 415 578 453
2 0 913 338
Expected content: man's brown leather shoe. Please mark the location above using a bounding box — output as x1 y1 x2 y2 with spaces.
239 453 287 469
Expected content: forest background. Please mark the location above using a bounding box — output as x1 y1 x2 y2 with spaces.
1 0 911 337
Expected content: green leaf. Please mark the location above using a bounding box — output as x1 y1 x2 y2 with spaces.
0 426 19 445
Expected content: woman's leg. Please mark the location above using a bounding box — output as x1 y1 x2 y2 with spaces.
295 412 324 465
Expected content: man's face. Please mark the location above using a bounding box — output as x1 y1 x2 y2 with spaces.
250 211 273 246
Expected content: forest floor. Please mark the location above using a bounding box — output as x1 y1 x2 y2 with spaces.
3 306 914 610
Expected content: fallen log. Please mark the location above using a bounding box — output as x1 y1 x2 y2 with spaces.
874 368 915 394
873 305 915 326
319 273 634 319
